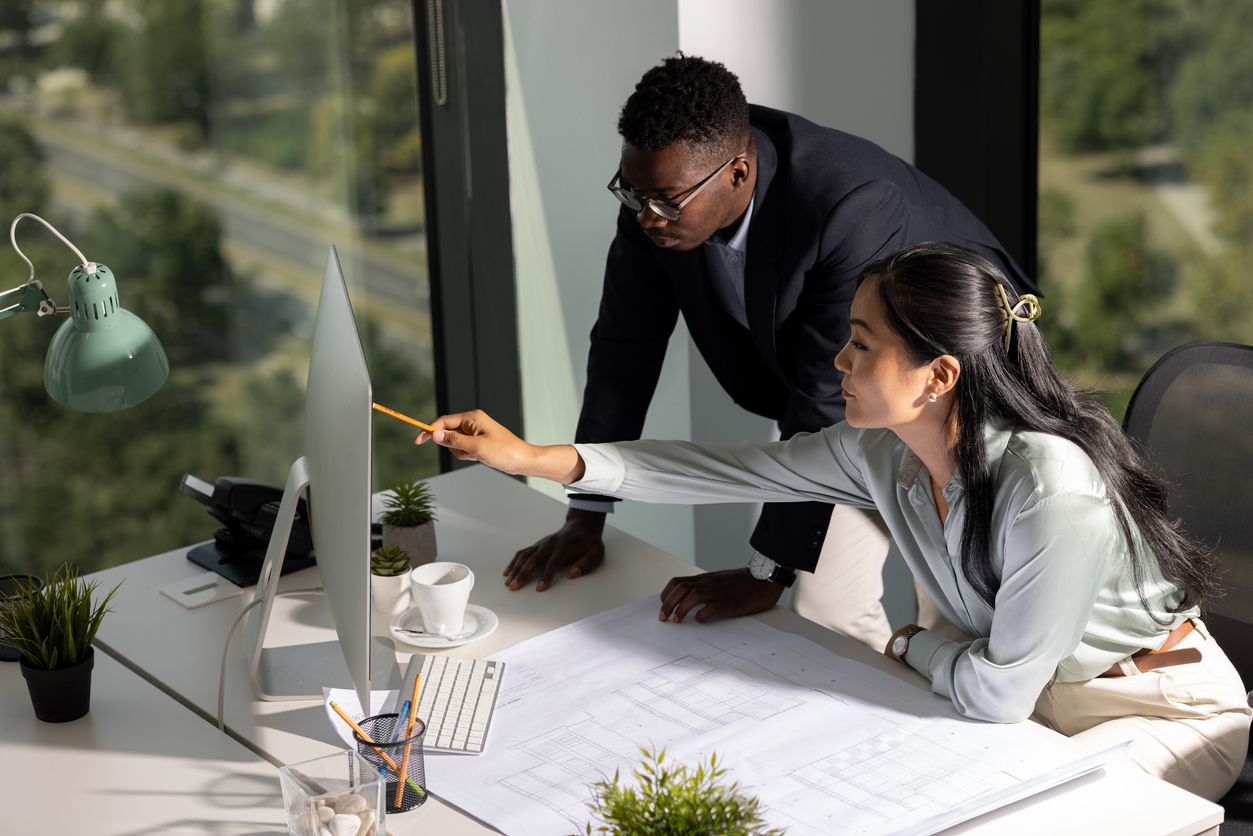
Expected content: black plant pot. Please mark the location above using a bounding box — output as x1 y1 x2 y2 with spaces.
20 646 94 722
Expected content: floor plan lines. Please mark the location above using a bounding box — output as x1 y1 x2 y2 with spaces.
788 725 1022 825
493 724 637 826
613 649 805 733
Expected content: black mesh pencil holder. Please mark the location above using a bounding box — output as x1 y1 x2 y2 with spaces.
354 714 428 814
0 575 45 662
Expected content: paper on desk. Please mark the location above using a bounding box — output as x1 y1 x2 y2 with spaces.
889 740 1130 836
429 596 1113 836
323 687 399 749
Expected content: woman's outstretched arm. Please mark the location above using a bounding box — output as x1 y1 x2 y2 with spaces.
416 410 586 484
420 410 879 511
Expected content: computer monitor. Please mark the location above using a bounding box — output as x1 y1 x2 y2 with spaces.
241 246 399 711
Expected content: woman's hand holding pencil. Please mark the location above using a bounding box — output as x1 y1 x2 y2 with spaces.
415 409 587 484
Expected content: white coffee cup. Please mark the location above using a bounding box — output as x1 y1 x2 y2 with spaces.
410 562 475 638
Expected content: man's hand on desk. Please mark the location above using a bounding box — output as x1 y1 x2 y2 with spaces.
659 568 784 623
505 508 607 591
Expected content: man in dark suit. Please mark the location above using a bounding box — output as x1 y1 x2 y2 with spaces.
503 55 1035 638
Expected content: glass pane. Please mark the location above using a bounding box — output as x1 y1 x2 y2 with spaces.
1038 0 1253 419
0 0 436 577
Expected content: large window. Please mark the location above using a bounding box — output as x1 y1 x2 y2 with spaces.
0 0 436 577
1037 0 1253 417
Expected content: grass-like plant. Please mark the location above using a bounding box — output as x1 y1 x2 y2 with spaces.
380 480 437 528
371 544 411 577
0 564 122 671
585 747 785 836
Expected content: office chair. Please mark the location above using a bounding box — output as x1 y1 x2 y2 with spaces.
1122 341 1253 828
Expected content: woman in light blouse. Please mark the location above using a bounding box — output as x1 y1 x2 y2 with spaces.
418 242 1251 800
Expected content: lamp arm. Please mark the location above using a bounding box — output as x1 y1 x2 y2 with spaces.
4 213 87 322
0 280 67 322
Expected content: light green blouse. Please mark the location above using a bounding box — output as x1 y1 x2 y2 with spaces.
570 420 1195 723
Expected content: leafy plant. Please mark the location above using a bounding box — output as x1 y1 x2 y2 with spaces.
380 480 437 528
371 544 411 577
0 564 122 671
585 747 785 836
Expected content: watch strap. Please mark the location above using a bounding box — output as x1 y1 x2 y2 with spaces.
767 563 797 589
889 624 925 662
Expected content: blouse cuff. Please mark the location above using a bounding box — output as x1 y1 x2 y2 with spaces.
904 629 951 680
567 443 626 494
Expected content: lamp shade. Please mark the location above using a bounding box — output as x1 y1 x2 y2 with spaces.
43 263 169 413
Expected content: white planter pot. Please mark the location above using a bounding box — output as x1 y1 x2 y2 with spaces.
384 522 437 567
371 568 412 614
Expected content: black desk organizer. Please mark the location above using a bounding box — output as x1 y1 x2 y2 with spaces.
186 523 383 587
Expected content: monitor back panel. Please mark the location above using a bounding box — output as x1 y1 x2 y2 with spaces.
305 246 374 710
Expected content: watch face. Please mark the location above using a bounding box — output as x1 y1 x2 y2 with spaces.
748 553 770 580
892 636 908 657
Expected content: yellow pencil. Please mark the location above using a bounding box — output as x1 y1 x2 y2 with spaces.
328 701 425 797
372 403 436 434
395 672 423 807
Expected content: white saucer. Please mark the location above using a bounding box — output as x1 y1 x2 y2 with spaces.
390 603 499 648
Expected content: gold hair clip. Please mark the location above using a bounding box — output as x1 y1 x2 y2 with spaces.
996 283 1041 354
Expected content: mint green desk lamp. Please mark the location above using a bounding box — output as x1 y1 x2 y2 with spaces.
4 214 168 412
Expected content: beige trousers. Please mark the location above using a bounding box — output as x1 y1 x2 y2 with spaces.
793 505 966 651
1030 620 1252 801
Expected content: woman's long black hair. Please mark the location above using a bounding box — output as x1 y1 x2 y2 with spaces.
865 242 1211 619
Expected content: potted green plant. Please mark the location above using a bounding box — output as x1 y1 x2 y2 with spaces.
371 543 412 614
381 480 438 567
585 747 785 836
0 564 122 723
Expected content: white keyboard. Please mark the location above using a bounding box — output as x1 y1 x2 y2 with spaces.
412 655 503 753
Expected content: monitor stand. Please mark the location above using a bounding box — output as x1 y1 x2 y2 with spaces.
241 457 399 706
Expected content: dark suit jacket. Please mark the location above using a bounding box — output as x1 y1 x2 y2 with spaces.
574 105 1036 572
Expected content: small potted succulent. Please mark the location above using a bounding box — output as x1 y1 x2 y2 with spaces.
371 543 412 614
0 564 122 723
381 480 438 567
585 747 784 836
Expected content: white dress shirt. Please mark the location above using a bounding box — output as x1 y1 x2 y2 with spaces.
568 420 1196 723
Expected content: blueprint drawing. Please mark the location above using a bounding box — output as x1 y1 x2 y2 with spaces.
429 596 1097 836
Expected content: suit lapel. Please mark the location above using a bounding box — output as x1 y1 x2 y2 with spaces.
744 126 788 381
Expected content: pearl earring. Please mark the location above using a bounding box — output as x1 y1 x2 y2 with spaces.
927 392 938 403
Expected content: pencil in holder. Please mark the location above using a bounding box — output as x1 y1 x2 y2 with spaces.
354 714 428 814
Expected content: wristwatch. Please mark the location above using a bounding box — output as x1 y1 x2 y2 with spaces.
889 625 926 663
747 552 797 588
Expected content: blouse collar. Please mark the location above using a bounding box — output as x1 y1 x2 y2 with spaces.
893 418 1015 493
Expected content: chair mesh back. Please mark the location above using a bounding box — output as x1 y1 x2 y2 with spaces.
1124 342 1253 628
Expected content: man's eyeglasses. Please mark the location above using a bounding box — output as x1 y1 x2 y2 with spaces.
607 155 742 222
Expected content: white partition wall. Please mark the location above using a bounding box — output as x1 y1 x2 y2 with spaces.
505 1 695 562
678 0 914 161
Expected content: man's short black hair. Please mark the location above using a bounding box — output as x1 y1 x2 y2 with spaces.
618 54 750 160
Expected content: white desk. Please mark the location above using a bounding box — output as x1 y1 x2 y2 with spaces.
83 466 1222 835
1 646 286 835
